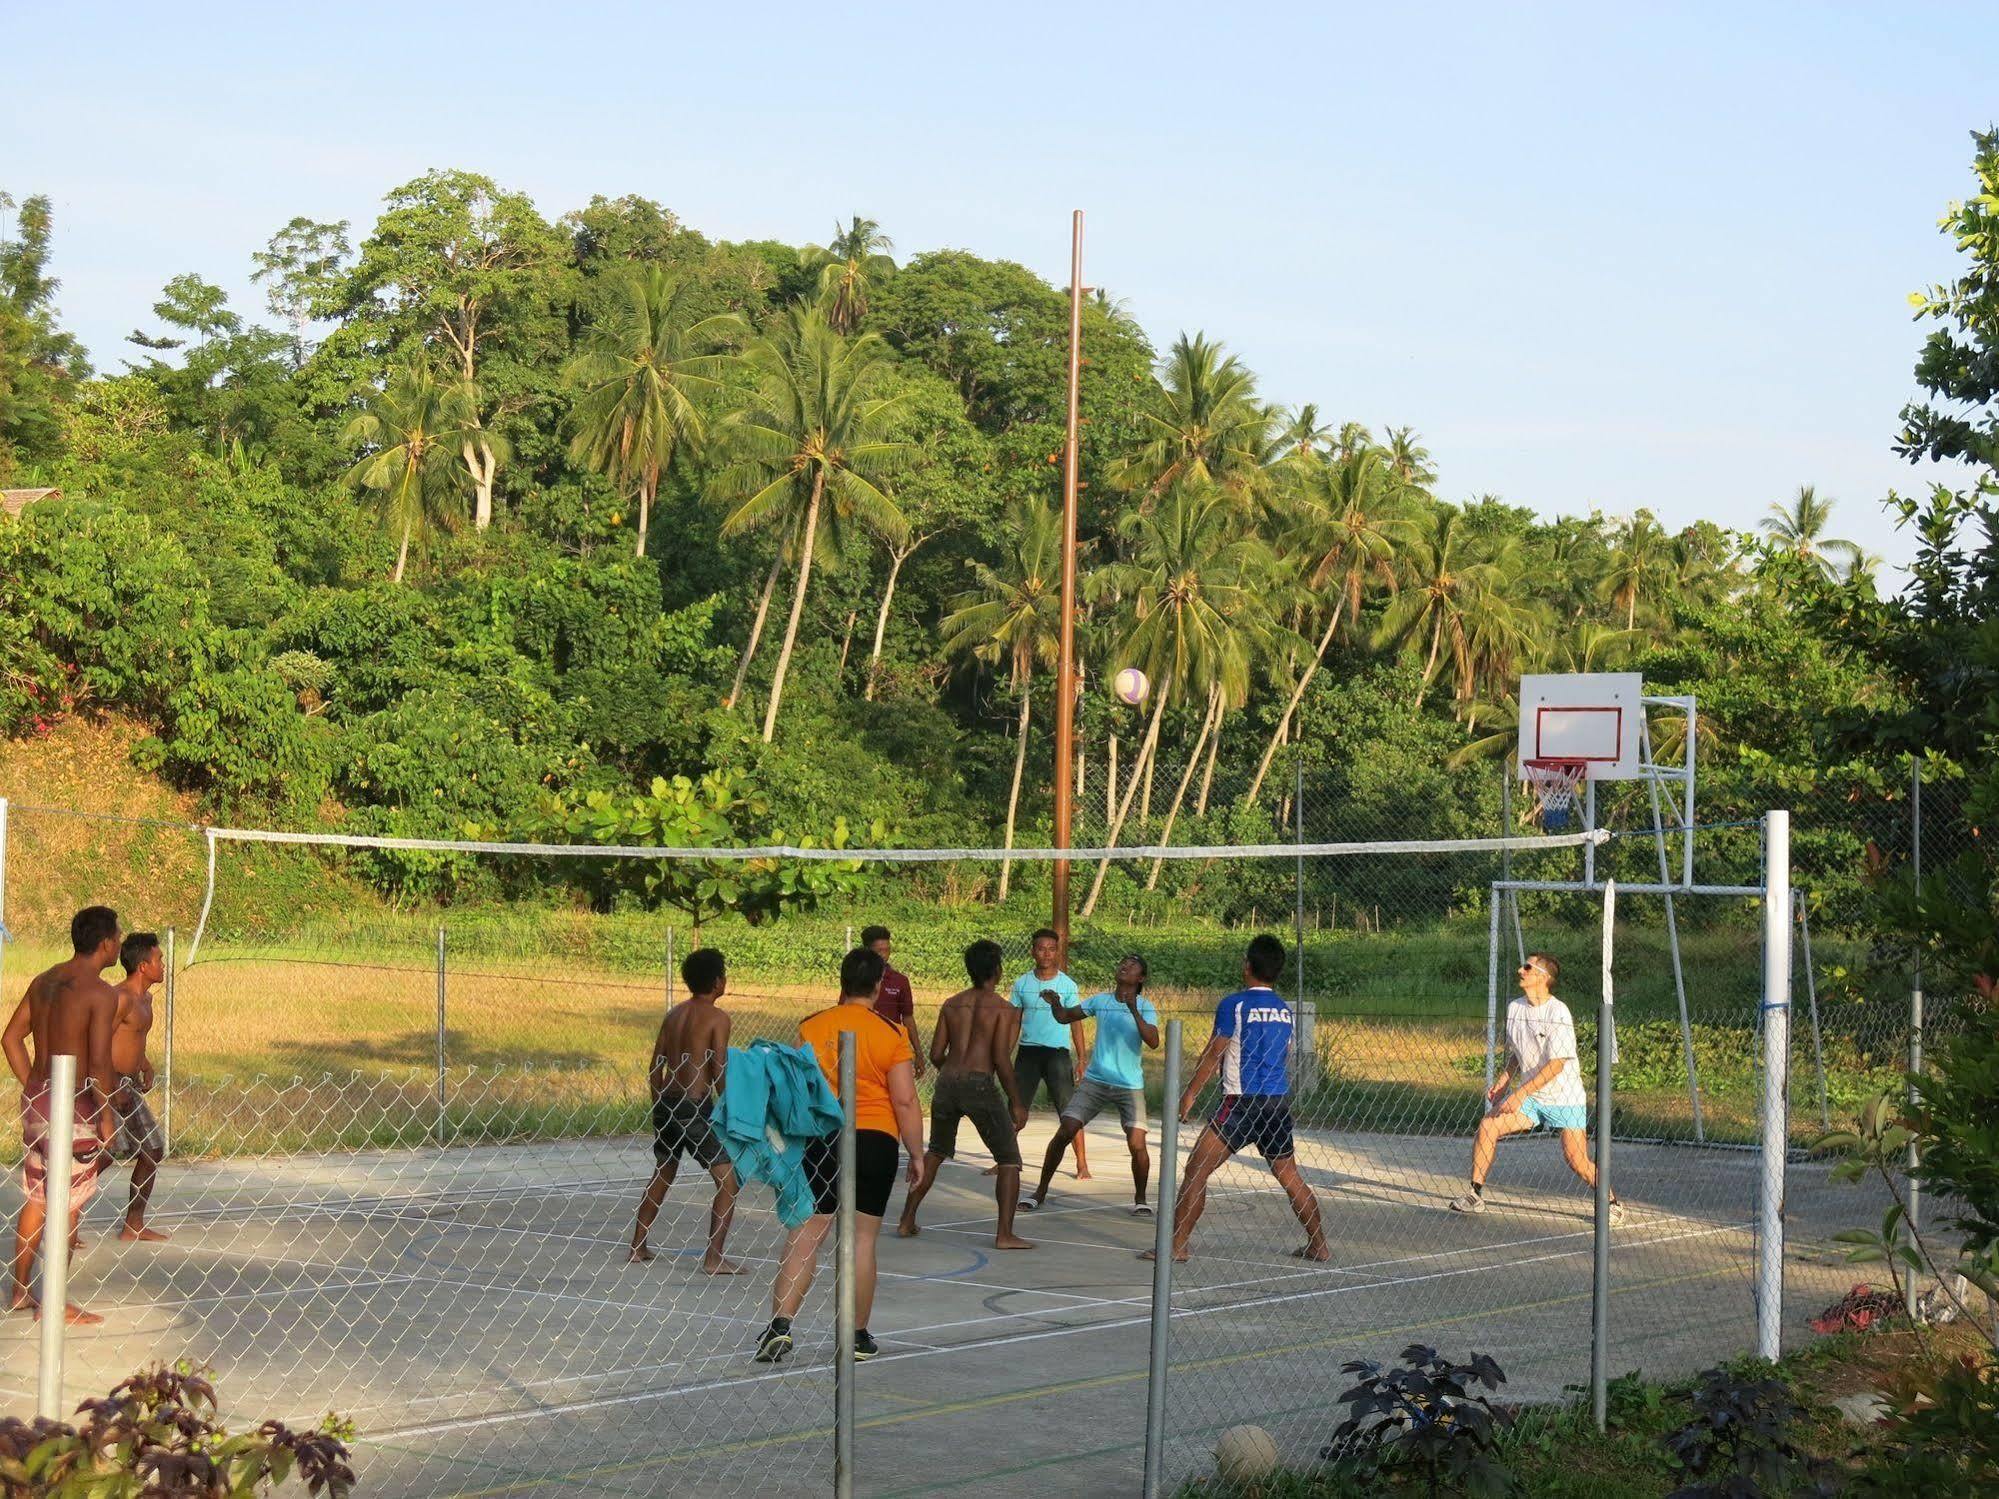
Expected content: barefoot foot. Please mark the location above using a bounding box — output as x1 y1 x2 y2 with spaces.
627 1243 655 1264
1073 1168 1094 1181
896 1219 920 1238
1137 1247 1190 1264
118 1223 170 1243
1292 1242 1331 1262
35 1302 103 1326
994 1233 1035 1250
701 1258 745 1276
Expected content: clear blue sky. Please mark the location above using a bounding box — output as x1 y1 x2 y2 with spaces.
6 1 1992 576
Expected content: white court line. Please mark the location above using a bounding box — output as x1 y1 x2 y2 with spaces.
360 1218 1745 1442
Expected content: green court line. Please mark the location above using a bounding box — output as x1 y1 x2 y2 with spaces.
419 1263 1739 1497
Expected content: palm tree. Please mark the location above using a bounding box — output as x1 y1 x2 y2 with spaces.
1597 509 1674 631
1374 505 1507 710
1118 333 1272 499
805 216 895 334
1082 482 1277 912
713 307 911 742
342 362 473 583
567 266 741 558
1762 485 1861 578
1275 403 1334 463
1244 449 1416 803
940 499 1068 900
1382 426 1438 488
1331 421 1374 463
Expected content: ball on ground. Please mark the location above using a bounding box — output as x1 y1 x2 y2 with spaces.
1113 667 1150 706
1214 1423 1280 1484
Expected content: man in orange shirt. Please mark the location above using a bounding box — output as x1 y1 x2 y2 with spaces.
755 946 926 1364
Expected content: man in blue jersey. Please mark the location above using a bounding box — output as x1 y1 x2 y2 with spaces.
1143 934 1327 1264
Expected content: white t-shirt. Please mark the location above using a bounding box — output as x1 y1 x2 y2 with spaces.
1505 996 1586 1108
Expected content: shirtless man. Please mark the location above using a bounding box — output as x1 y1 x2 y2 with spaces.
2 906 121 1324
629 947 741 1273
110 932 170 1243
897 940 1033 1248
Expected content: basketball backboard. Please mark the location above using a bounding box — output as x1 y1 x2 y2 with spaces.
1518 672 1644 780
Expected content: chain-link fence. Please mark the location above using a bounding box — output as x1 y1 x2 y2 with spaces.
0 751 1974 1496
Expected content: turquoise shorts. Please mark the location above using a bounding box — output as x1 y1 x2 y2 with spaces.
1520 1097 1588 1132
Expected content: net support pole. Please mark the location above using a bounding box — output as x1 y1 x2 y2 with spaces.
435 927 447 1147
36 1053 77 1420
834 1031 858 1499
1142 1019 1183 1499
161 927 176 1158
1293 756 1306 1010
1050 208 1084 953
1757 810 1791 1362
1907 757 1924 1316
1591 881 1617 1433
1641 717 1704 1142
1484 887 1502 1092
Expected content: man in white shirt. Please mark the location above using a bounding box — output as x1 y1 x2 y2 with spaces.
1447 952 1624 1225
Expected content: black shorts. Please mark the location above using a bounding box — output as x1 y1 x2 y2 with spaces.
801 1128 900 1218
1014 1044 1075 1114
1212 1095 1295 1160
928 1071 1022 1168
652 1090 725 1171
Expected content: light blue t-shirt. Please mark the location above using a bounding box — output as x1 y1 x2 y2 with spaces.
1081 992 1159 1090
1008 970 1080 1050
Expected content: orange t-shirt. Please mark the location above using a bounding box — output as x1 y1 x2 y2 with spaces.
799 1003 915 1137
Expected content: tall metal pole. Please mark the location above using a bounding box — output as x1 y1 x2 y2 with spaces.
1591 881 1617 1432
0 797 9 1011
435 926 447 1147
36 1054 78 1419
1906 760 1924 1314
1757 811 1792 1361
1293 756 1306 1006
834 1031 858 1499
1051 210 1085 956
1142 1020 1184 1499
161 927 176 1158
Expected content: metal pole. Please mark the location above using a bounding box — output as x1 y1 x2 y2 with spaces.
0 797 9 1010
1757 811 1791 1361
435 927 447 1147
1681 700 1698 890
162 927 176 1158
1907 758 1923 1315
1050 208 1085 955
1142 1019 1184 1499
1584 779 1598 888
665 926 676 1003
1642 716 1704 1142
835 1031 858 1499
36 1053 78 1419
1293 756 1305 1008
1591 881 1617 1432
1484 886 1502 1092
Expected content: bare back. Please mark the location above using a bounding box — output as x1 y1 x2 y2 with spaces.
111 979 156 1078
650 1001 730 1102
932 986 1010 1076
7 959 118 1097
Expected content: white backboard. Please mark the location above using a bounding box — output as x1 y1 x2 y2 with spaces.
1519 672 1644 780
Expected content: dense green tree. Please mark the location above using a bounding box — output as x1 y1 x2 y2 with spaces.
342 362 475 582
0 192 89 478
1598 508 1675 631
1375 504 1508 710
805 216 895 334
249 217 352 366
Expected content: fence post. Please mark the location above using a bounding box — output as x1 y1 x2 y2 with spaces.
835 1031 857 1499
1906 758 1923 1315
0 796 9 1010
1142 1019 1183 1499
36 1053 78 1420
1591 882 1617 1432
1293 757 1305 1008
1483 888 1502 1092
665 926 676 1004
1757 811 1791 1362
435 927 447 1147
161 927 176 1158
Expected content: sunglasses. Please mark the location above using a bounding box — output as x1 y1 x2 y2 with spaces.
1518 961 1549 976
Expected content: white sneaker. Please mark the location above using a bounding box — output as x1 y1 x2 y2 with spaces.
1447 1190 1485 1214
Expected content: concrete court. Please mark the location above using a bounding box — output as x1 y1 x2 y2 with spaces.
0 1114 1880 1497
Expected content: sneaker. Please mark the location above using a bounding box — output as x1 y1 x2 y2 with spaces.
1447 1190 1485 1214
1607 1200 1627 1228
754 1320 794 1364
853 1329 879 1362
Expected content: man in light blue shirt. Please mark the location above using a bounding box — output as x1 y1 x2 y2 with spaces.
1025 955 1160 1214
1004 927 1091 1180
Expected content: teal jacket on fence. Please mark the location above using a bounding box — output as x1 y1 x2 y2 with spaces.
708 1039 846 1228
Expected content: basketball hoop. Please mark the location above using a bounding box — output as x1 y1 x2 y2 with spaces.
1522 758 1589 832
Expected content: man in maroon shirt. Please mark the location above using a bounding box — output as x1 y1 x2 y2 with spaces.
863 926 925 1079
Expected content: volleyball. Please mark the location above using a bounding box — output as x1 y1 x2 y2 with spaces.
1113 667 1150 706
1214 1424 1281 1484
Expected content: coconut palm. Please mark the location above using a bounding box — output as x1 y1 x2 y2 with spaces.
940 498 1069 899
1082 481 1279 911
1118 333 1272 500
1597 509 1675 631
342 362 474 583
567 266 741 558
1762 485 1861 578
1244 449 1417 803
1374 505 1508 710
1382 426 1438 488
805 216 895 334
713 307 911 742
1275 403 1334 463
1331 421 1375 463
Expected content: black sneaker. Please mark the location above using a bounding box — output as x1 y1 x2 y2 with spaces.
853 1329 880 1362
754 1319 794 1364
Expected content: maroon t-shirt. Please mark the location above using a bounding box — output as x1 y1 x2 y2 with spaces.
872 966 915 1028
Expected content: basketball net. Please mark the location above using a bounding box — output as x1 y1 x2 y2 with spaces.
1521 758 1588 832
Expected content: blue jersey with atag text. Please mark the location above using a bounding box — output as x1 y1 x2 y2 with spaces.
1214 987 1293 1096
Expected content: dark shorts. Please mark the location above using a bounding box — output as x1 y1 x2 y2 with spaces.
802 1128 900 1218
928 1071 1021 1168
1014 1044 1075 1114
652 1090 725 1171
1212 1095 1296 1160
